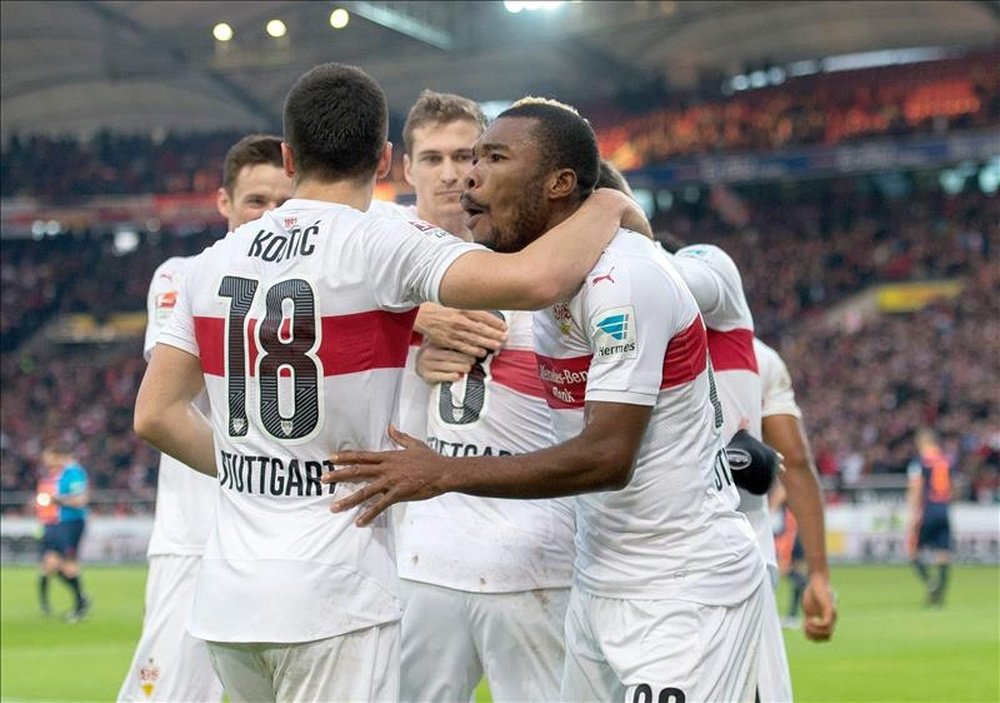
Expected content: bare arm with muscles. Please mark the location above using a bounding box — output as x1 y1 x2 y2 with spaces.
325 402 651 527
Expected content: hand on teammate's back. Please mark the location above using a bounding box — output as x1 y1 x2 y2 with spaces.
415 303 507 358
416 344 477 383
324 426 445 527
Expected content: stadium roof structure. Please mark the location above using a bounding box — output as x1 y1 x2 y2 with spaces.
2 0 998 138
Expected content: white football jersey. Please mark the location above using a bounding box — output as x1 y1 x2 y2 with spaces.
144 256 218 557
534 230 763 606
755 338 803 420
671 243 776 571
397 311 575 593
367 200 431 439
158 198 480 643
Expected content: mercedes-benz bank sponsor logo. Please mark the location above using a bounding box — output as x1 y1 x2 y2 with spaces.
592 305 637 361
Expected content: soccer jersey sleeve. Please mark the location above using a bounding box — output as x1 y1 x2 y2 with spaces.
583 258 675 407
756 340 802 419
673 244 747 327
157 254 201 359
144 258 184 361
364 218 483 309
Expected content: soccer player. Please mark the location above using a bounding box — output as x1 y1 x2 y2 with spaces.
394 90 507 440
906 427 954 606
36 447 90 621
329 99 766 702
392 91 573 702
118 134 292 703
756 337 838 642
133 64 644 702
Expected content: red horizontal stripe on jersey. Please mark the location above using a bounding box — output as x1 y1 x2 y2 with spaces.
661 316 709 389
193 309 418 377
706 328 758 373
535 354 591 409
491 348 547 399
410 330 424 347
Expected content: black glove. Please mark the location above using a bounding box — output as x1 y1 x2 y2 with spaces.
726 429 779 495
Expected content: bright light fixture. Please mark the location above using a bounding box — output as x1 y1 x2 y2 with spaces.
212 23 234 42
266 19 287 38
503 1 565 13
329 8 350 29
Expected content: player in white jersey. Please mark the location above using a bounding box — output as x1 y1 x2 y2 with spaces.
118 135 292 703
133 64 648 703
329 99 766 703
402 309 573 701
598 158 790 700
756 338 838 644
391 90 572 702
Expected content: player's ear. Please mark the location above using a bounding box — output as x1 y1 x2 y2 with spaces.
216 187 231 220
376 142 393 180
547 168 578 202
403 151 415 187
281 142 296 179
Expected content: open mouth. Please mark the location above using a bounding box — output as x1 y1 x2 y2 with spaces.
460 194 488 226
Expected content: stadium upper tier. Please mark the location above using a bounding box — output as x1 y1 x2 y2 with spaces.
1 53 997 202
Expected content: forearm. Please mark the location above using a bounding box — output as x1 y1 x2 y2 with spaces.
437 431 630 499
783 462 830 577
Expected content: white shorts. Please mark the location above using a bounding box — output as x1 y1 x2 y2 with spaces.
758 578 793 702
117 554 224 702
207 622 398 703
562 583 765 703
400 580 569 702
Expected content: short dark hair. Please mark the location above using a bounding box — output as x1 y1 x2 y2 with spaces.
498 99 599 199
283 63 388 183
596 159 635 199
403 90 487 156
222 134 284 196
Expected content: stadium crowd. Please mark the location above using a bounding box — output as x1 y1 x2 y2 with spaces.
1 182 996 512
2 53 996 202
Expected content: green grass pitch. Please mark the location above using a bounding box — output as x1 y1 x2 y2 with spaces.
1 564 997 702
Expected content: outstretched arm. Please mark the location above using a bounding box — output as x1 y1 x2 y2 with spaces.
324 401 651 526
438 189 651 311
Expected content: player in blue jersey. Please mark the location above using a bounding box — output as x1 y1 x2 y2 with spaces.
37 446 91 621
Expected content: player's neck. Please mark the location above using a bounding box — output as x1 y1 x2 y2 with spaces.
417 206 471 242
543 200 580 235
293 178 374 213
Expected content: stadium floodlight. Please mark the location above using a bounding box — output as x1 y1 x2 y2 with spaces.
266 19 288 38
212 22 234 42
330 8 350 29
503 1 565 13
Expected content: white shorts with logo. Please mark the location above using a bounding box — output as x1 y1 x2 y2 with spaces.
758 570 793 702
562 583 764 703
117 554 224 702
400 579 569 702
207 621 399 702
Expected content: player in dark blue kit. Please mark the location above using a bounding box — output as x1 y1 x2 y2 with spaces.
906 428 954 606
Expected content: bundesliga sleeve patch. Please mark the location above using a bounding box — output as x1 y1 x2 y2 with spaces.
408 220 451 239
591 305 638 361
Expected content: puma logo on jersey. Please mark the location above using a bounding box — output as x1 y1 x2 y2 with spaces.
591 267 615 286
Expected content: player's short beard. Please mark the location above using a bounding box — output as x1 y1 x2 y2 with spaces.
486 175 550 254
